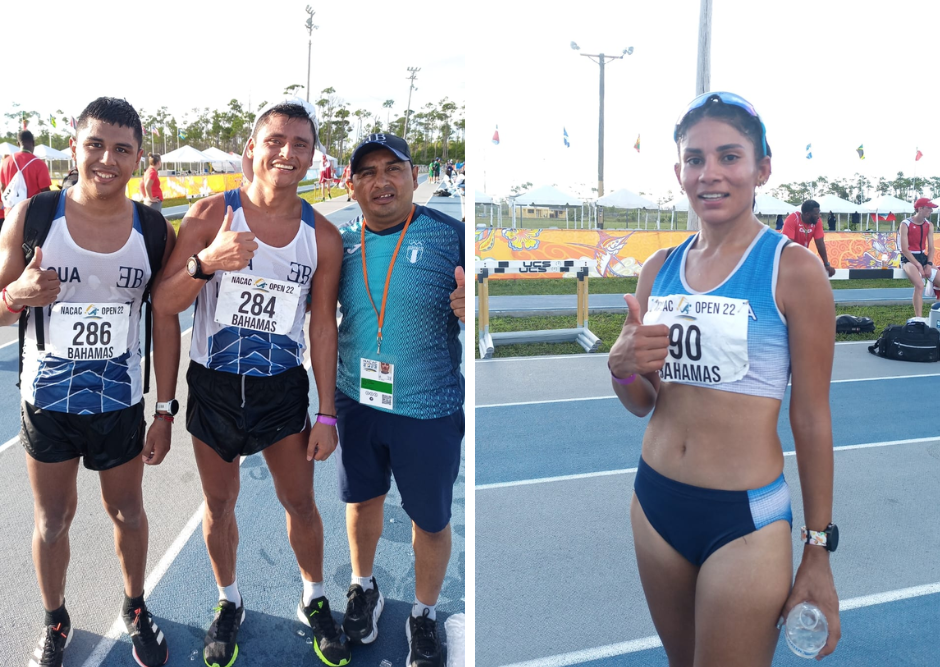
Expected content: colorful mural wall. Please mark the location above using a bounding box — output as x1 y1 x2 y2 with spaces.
474 228 940 279
126 174 244 200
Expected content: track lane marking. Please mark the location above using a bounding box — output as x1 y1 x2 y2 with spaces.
476 436 940 490
498 582 940 667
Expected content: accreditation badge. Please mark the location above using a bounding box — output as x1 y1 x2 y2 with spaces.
644 294 750 385
48 302 130 361
214 272 301 335
360 357 395 410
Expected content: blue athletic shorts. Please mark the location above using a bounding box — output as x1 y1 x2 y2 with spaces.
634 456 792 566
335 389 463 533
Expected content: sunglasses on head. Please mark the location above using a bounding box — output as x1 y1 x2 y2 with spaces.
674 91 768 158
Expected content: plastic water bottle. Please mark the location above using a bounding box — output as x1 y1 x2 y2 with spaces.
930 302 940 331
924 279 934 299
444 613 465 667
784 602 828 659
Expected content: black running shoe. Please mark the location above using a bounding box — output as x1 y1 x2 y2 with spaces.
406 609 443 667
203 599 245 667
122 602 168 667
343 579 384 644
296 597 351 667
28 620 71 667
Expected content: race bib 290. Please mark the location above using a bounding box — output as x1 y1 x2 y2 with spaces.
644 294 750 385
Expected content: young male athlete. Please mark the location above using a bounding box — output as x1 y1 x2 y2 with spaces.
898 197 940 316
781 199 837 276
0 97 179 667
151 98 350 667
336 133 464 667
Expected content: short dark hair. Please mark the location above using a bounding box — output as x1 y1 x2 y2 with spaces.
18 130 34 147
802 200 820 214
252 103 318 145
76 97 144 149
676 102 772 160
148 153 161 166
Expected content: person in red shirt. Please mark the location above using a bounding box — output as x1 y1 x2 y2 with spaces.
780 199 836 276
318 154 333 200
898 197 940 316
141 153 164 211
0 130 52 225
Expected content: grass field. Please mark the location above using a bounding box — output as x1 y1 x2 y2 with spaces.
474 303 935 359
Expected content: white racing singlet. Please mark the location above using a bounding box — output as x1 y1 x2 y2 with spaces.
190 189 318 376
21 195 151 414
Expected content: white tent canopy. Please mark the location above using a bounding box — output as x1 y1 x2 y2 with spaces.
753 193 798 215
814 193 868 214
596 189 658 210
33 144 71 160
201 147 241 173
662 195 689 212
863 194 915 213
511 185 582 207
475 191 495 204
161 145 213 163
0 142 18 156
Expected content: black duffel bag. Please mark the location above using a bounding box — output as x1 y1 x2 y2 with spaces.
868 321 940 362
836 314 875 334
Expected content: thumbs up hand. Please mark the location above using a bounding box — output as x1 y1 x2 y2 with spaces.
608 293 670 379
5 246 61 310
449 266 465 323
200 205 258 272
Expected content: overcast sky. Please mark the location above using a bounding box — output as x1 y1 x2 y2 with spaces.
2 0 464 140
469 0 940 201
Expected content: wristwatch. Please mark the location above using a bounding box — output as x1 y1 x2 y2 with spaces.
155 399 180 416
801 523 839 552
186 254 215 281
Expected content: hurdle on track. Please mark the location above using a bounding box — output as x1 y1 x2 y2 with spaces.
475 259 601 359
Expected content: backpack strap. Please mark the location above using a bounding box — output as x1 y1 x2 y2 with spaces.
18 190 62 385
133 201 168 395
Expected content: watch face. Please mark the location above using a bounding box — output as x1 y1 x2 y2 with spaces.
828 524 839 552
186 256 198 277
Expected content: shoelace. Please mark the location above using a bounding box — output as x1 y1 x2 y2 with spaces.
308 604 340 640
211 604 239 644
130 608 157 644
40 623 67 664
346 587 368 619
411 610 438 657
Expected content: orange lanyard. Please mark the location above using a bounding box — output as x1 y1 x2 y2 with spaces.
361 205 416 354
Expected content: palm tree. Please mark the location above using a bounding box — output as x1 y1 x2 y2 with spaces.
383 100 394 134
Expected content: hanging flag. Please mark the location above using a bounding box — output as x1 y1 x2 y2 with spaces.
805 143 812 159
69 116 77 133
634 135 640 153
916 149 923 161
49 114 57 129
22 112 28 130
151 125 160 137
870 213 895 224
492 125 499 145
856 144 865 160
563 127 570 148
178 129 187 140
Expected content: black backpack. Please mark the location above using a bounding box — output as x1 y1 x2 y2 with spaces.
868 321 940 362
18 190 168 391
836 314 875 334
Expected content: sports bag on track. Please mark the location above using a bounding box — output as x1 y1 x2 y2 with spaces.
868 321 940 362
836 314 875 334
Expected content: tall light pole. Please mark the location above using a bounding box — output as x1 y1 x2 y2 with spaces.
304 6 318 103
403 67 420 140
687 0 712 231
573 42 633 198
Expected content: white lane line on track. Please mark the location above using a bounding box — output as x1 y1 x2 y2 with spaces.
477 373 940 408
0 435 18 455
476 436 940 490
499 582 940 667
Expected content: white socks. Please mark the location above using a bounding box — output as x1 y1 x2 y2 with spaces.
218 580 241 607
302 579 326 606
412 599 436 621
351 575 374 591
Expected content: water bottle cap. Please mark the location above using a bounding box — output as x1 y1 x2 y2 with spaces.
800 607 820 629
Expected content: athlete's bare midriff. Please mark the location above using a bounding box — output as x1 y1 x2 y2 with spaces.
641 381 785 491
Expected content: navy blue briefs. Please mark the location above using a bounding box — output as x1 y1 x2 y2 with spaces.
634 456 792 566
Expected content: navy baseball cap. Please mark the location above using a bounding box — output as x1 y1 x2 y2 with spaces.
350 133 412 174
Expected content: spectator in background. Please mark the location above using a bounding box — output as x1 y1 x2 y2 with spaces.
319 153 334 200
781 199 836 276
775 214 783 230
0 130 52 227
141 153 163 211
60 168 79 190
827 211 836 231
898 197 940 317
851 211 861 230
341 162 352 201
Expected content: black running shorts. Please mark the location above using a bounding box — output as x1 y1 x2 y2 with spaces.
185 361 310 463
901 252 928 266
21 400 145 471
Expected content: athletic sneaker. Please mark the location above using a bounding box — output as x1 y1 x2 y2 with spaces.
203 599 245 667
122 602 168 667
406 609 443 667
343 578 385 643
28 620 71 667
296 596 351 666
